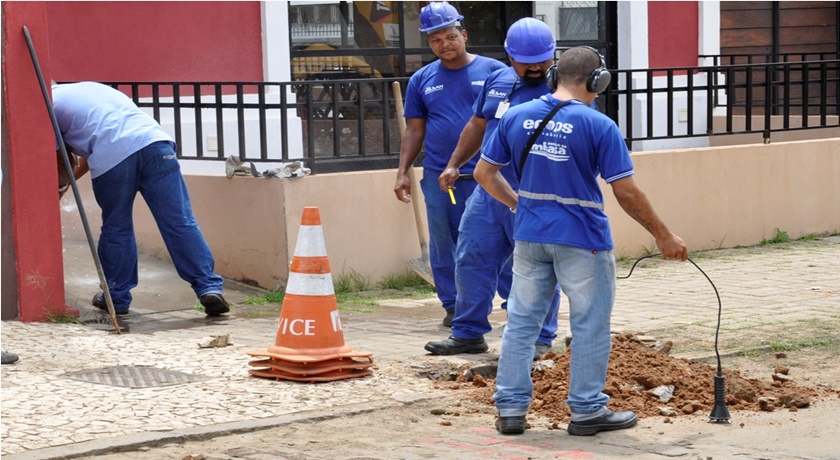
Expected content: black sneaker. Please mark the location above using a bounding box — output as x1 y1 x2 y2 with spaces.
200 293 230 316
91 292 130 315
567 409 638 436
495 415 526 435
424 336 488 355
442 308 454 327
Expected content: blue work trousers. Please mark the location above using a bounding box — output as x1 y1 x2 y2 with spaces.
452 188 559 345
419 169 478 311
91 141 224 310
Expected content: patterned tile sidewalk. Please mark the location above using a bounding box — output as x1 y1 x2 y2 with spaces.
2 236 838 459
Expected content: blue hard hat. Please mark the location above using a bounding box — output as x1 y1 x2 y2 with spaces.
504 18 556 64
419 1 464 33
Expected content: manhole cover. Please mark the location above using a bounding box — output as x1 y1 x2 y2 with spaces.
65 365 209 389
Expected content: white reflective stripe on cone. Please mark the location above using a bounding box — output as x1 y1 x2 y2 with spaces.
294 226 328 257
285 271 335 296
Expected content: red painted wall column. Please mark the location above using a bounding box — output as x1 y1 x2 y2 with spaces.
648 1 700 69
1 2 76 322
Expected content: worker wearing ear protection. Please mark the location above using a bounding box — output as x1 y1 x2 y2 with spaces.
426 18 560 360
476 46 687 436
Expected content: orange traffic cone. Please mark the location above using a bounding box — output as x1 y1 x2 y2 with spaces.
248 207 373 383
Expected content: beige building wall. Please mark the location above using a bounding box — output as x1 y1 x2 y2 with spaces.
62 138 840 291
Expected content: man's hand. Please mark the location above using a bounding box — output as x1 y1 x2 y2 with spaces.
438 166 459 192
57 149 71 199
655 233 688 261
394 173 412 203
58 183 70 199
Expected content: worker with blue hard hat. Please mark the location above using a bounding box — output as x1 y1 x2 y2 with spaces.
426 17 563 359
418 0 464 33
394 2 506 328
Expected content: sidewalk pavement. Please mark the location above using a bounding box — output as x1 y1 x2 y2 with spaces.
2 236 839 459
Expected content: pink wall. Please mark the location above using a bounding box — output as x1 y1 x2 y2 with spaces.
45 1 264 82
1 2 75 321
647 2 699 69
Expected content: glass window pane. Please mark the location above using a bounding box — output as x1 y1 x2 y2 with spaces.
290 2 352 48
353 1 401 48
535 1 599 41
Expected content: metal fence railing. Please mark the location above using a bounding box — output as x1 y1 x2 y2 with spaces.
602 57 839 149
93 56 839 173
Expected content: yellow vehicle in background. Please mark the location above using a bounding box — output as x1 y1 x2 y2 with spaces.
292 43 383 81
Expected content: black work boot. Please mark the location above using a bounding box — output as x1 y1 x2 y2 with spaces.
91 292 130 315
495 415 526 435
200 293 231 316
424 336 488 355
567 409 638 436
442 308 454 327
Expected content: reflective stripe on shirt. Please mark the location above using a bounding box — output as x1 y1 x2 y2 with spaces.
518 190 604 210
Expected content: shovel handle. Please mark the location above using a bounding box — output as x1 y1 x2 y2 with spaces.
393 82 430 254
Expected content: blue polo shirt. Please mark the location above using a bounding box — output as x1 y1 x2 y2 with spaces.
403 56 506 173
481 95 634 251
473 66 551 189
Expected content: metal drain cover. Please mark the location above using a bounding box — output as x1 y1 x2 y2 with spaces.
65 365 209 389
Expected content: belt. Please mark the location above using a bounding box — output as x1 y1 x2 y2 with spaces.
457 174 474 181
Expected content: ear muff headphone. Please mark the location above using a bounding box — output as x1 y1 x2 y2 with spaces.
546 63 558 91
582 45 611 94
543 47 612 94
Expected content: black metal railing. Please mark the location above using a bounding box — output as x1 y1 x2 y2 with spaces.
96 56 839 173
101 79 408 173
602 57 839 149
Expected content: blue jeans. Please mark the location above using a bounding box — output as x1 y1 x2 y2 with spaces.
419 169 478 311
452 188 560 344
494 241 615 417
91 141 224 310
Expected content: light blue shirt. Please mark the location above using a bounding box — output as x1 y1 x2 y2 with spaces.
52 82 173 178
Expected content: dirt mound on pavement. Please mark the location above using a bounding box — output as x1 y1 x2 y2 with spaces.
460 333 832 422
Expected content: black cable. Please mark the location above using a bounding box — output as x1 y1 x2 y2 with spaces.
617 253 731 422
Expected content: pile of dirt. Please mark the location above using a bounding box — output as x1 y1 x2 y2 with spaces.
457 333 833 423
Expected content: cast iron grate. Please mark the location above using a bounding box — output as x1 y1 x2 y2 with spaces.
65 365 209 389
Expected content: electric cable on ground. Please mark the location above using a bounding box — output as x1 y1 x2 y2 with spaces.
618 254 731 422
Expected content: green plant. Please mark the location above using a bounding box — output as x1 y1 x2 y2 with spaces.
759 228 791 246
794 233 818 242
45 309 80 324
334 269 375 294
243 290 285 305
379 271 431 290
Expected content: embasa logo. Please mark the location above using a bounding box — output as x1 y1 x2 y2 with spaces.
425 84 444 94
472 80 485 86
487 89 507 98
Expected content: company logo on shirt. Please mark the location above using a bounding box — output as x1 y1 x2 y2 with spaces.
472 80 486 86
530 141 569 162
425 84 444 94
523 118 574 134
487 89 507 98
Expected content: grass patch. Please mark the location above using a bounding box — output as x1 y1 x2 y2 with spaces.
237 270 435 313
380 271 432 290
334 269 376 294
759 228 791 246
243 290 285 305
45 309 80 324
766 336 838 352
